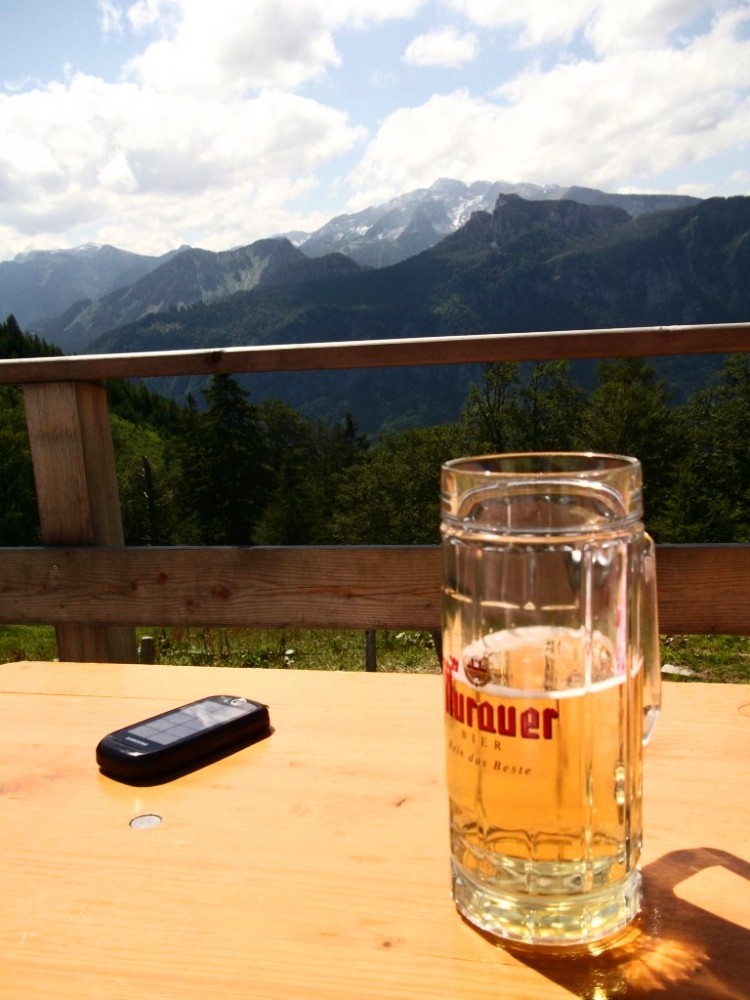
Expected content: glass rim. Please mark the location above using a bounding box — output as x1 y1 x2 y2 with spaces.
442 451 641 478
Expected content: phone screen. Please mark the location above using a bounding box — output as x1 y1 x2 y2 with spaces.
127 699 250 747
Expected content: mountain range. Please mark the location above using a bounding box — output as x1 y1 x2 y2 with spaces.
1 179 746 434
2 178 698 340
84 193 750 430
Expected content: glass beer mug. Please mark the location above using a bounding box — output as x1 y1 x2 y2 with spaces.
441 453 661 948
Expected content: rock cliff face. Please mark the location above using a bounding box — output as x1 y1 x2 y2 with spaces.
494 194 630 240
444 194 630 254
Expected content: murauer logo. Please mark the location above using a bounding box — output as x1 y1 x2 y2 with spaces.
444 659 559 740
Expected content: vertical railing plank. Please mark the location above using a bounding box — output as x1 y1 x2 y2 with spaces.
23 381 137 662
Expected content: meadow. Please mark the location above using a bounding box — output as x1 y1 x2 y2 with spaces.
1 625 748 683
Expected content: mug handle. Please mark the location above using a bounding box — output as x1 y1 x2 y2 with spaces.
640 533 661 745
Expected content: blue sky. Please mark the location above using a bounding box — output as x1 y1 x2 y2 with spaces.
1 0 749 261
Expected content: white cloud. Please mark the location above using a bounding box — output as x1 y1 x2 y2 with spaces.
126 0 176 31
349 4 750 203
403 27 478 68
0 72 364 255
121 0 430 95
446 0 730 53
125 0 341 95
445 0 599 46
5 0 440 260
321 0 428 27
1 0 749 263
584 0 720 55
346 90 505 205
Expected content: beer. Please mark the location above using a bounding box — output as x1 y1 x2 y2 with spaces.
441 453 660 947
444 625 644 946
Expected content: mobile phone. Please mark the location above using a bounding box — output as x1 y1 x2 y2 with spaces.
96 695 271 782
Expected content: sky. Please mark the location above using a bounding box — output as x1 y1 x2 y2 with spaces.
1 0 749 262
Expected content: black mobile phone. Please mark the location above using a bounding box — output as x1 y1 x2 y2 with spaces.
96 695 271 782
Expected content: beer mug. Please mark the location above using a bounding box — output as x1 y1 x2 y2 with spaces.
441 453 661 948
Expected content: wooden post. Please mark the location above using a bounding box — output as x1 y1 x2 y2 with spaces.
365 629 377 672
431 631 442 668
23 381 138 662
139 636 156 664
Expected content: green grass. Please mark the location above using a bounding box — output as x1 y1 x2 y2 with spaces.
660 634 750 684
0 625 441 673
1 625 749 681
152 626 441 672
0 625 58 664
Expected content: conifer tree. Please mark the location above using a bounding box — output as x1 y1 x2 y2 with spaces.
0 386 38 545
664 354 750 542
578 357 674 530
460 360 585 453
187 375 269 544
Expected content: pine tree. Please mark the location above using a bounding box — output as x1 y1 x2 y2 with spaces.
578 357 675 530
664 354 750 542
185 376 269 545
331 423 469 544
461 362 522 451
0 386 38 544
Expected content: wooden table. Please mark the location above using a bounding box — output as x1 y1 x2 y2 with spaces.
1 662 748 999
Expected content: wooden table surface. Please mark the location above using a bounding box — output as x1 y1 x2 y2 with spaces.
1 662 748 1000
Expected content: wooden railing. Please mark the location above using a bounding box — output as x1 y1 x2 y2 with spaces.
2 321 750 663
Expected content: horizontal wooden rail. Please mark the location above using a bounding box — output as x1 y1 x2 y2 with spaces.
1 544 748 636
0 547 441 632
1 322 749 384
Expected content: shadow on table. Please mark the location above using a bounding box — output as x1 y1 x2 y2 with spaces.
500 847 750 999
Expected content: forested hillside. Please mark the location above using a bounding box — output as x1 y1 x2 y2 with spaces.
3 316 750 550
71 194 750 432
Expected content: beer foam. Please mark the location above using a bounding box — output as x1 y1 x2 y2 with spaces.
457 626 629 700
